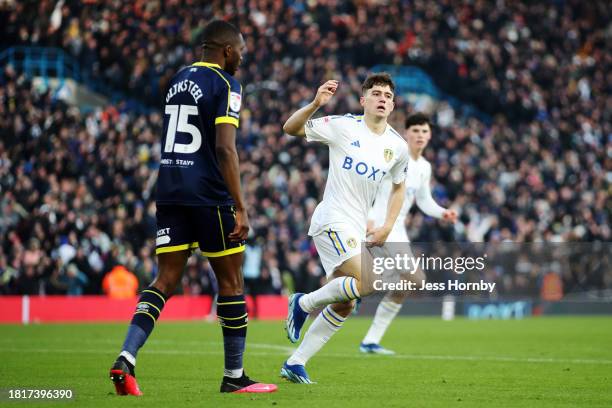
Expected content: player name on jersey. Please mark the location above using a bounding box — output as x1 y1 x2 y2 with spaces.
165 79 203 104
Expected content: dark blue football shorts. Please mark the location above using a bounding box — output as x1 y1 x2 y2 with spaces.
155 205 245 257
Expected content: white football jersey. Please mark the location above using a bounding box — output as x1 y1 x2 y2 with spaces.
305 114 409 237
369 155 445 238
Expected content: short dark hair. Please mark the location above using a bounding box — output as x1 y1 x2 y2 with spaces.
361 72 395 95
405 112 431 129
201 20 241 49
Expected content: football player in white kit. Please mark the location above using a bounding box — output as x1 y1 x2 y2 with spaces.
359 113 458 355
280 73 410 383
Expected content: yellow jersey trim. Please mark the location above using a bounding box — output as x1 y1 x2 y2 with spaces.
333 231 346 254
215 116 239 127
192 62 221 69
192 62 239 127
206 66 232 118
202 245 246 258
155 242 199 255
217 206 227 250
328 229 345 254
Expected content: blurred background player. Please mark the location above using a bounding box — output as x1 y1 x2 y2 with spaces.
109 20 277 395
281 73 409 383
359 112 458 355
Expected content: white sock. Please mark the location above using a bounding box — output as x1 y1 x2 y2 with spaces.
224 368 244 378
299 277 359 313
120 350 136 366
287 306 346 366
362 299 402 345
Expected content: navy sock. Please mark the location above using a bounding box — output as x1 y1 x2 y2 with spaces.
121 286 168 360
217 295 247 376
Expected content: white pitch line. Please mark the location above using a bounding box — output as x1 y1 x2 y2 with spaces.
1 346 610 365
147 339 295 353
0 337 295 353
384 353 612 365
0 347 284 358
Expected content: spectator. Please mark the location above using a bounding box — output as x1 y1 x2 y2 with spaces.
60 263 89 296
102 265 138 299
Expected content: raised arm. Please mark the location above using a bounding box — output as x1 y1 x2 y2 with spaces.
283 80 338 137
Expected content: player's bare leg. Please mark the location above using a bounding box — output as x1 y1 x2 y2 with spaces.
110 250 189 396
152 251 191 294
210 252 277 393
361 267 425 354
282 255 366 383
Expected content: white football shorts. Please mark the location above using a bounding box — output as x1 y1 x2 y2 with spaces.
312 225 363 277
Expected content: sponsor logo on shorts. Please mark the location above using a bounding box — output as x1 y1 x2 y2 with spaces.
156 228 171 246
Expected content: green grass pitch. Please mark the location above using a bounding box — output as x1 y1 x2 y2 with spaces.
0 317 611 407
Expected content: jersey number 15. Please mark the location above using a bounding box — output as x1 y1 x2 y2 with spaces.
164 104 201 154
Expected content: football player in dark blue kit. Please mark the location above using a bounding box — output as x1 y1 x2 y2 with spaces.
109 20 277 395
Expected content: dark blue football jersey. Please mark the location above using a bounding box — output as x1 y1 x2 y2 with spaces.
155 62 242 206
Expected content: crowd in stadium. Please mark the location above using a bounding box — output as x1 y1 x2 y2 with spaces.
0 0 609 298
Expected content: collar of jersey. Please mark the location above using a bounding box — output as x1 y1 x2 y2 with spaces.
360 119 389 137
192 62 222 69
